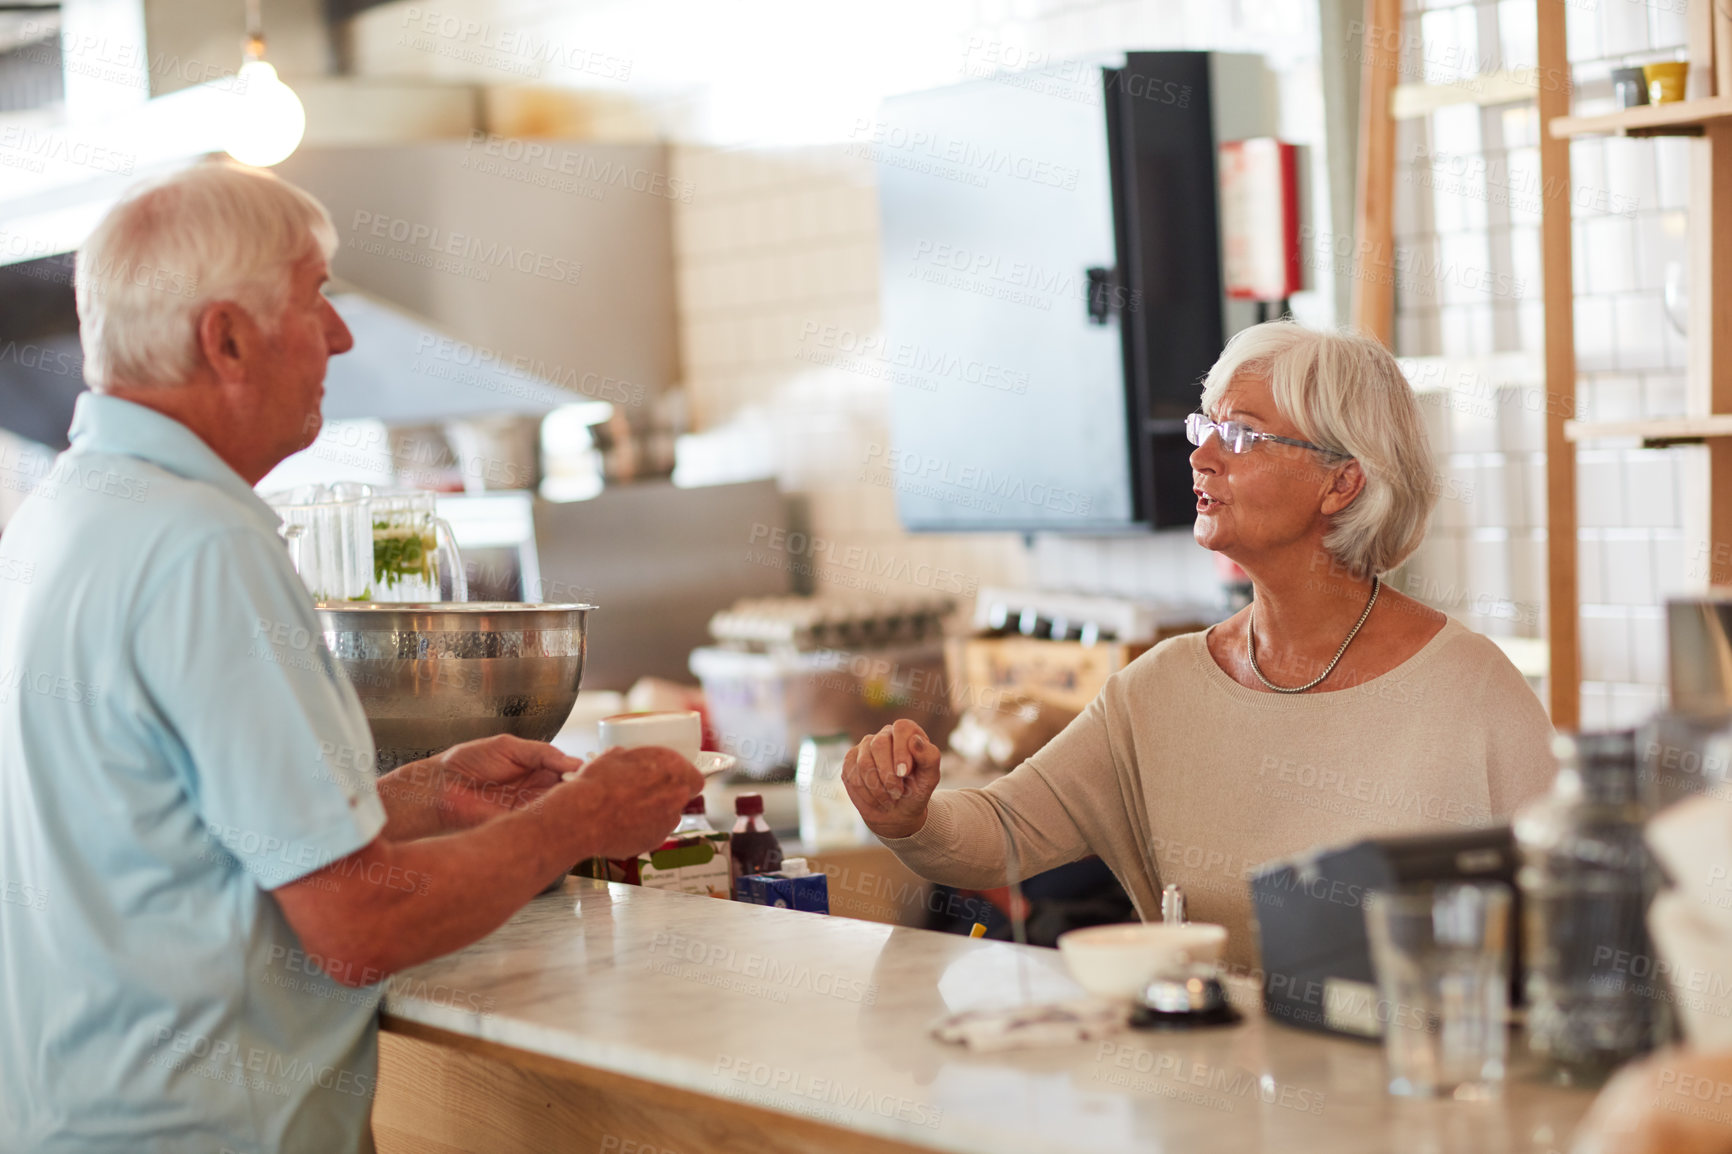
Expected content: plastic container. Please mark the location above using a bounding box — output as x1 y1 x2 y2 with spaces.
795 734 872 850
689 643 955 777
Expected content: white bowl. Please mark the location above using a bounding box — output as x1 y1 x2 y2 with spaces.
1056 923 1228 1000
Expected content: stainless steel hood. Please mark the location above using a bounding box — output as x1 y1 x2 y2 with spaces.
320 288 581 424
0 253 81 448
0 273 585 449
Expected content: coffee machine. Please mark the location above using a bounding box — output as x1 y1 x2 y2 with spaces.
1250 827 1523 1040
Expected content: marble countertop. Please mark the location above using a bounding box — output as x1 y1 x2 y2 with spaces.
382 879 1595 1154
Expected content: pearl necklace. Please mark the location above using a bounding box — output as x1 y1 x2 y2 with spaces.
1246 577 1380 694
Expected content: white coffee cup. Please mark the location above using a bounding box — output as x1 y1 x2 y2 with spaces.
598 710 702 764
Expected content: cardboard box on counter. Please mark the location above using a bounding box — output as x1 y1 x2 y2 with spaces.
576 830 732 899
690 643 955 776
734 866 829 913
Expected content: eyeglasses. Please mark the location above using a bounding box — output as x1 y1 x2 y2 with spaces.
1185 412 1349 460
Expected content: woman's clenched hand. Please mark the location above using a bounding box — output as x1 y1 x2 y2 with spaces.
841 719 941 840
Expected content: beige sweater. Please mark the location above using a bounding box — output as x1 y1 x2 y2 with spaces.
882 618 1557 970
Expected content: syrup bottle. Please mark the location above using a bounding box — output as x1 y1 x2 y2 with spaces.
729 792 783 887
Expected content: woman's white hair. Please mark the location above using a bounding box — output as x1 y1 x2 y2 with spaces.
75 160 336 390
1199 320 1436 577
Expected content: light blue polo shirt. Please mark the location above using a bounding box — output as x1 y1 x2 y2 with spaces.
0 394 388 1153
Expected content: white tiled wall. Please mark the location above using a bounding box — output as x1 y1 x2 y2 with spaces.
669 142 1035 603
1392 0 1687 726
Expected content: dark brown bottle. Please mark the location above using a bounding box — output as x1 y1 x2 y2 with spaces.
729 793 783 888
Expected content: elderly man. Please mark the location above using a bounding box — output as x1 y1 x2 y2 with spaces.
0 161 702 1153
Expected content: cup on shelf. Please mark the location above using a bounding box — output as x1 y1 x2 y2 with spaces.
1644 60 1688 104
1364 882 1512 1099
1611 67 1649 109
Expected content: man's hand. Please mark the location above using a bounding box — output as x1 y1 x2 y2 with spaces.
555 746 705 860
433 735 579 828
842 720 941 840
376 734 580 838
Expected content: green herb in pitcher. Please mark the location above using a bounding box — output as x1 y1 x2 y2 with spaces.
372 521 438 590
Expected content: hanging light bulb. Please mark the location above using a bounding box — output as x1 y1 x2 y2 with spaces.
225 5 305 168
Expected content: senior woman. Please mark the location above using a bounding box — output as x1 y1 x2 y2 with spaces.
842 321 1556 969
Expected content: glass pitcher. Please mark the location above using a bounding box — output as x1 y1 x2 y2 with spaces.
266 485 466 603
269 484 375 602
366 491 467 603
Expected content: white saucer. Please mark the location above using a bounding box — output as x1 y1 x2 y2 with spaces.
696 751 737 777
561 750 736 782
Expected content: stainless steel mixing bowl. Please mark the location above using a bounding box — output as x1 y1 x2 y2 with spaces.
316 602 595 772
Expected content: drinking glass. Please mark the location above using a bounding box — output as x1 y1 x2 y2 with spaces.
1364 882 1512 1099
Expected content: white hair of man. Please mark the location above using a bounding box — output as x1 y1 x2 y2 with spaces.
75 160 337 391
1199 320 1437 578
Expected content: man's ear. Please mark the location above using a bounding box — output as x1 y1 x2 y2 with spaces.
1320 459 1366 516
195 301 251 385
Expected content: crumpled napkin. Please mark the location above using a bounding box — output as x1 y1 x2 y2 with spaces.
931 999 1126 1052
1646 795 1732 1049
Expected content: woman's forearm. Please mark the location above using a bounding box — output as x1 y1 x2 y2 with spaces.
879 788 1084 891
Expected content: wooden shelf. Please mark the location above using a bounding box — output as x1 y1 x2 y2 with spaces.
1564 415 1732 445
1549 97 1732 138
1390 72 1539 120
